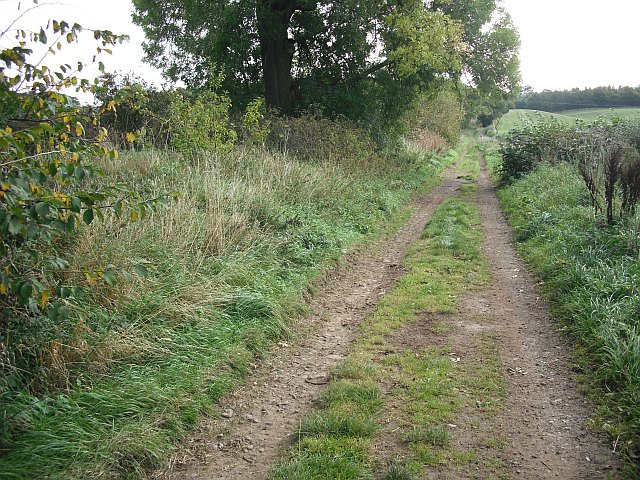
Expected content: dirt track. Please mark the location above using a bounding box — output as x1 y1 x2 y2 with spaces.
156 150 622 479
156 162 466 480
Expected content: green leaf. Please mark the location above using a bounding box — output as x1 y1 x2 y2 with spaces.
114 200 124 216
102 271 117 286
66 214 76 233
71 196 82 213
54 219 67 231
122 270 134 282
35 202 50 218
19 282 33 301
132 264 148 278
83 208 94 225
8 218 22 235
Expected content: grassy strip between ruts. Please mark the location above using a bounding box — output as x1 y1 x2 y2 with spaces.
483 139 640 477
268 162 504 479
0 141 459 479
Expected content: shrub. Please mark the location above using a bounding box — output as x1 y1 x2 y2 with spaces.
267 113 379 170
167 89 237 155
500 116 640 224
498 116 584 180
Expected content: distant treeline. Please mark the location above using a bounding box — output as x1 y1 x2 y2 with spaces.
516 86 640 112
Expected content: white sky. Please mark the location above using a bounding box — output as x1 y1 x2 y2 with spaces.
502 0 640 91
1 0 640 93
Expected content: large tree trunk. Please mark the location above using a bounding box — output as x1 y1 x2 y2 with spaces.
256 0 296 113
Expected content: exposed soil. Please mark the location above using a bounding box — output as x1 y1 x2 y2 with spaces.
464 163 623 478
155 165 466 480
378 163 623 479
156 154 623 480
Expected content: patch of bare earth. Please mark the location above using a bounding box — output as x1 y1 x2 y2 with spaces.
472 163 622 478
153 165 466 480
382 163 623 479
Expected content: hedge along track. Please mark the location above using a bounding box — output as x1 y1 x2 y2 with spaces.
264 145 624 480
153 147 470 479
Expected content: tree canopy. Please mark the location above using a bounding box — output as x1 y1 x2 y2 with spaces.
132 0 520 126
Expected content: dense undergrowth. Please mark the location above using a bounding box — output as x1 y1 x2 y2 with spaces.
484 144 640 475
0 124 455 478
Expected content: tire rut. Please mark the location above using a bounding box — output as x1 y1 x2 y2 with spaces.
155 164 466 480
462 161 623 478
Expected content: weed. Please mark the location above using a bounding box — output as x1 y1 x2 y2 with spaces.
403 425 451 447
382 460 420 480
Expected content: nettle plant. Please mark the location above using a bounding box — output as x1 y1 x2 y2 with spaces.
0 6 169 326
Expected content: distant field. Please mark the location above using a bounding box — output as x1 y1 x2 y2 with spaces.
561 107 640 121
496 107 640 136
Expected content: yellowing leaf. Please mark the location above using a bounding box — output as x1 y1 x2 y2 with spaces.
126 132 135 143
40 290 50 308
75 123 84 136
0 283 7 295
130 210 139 222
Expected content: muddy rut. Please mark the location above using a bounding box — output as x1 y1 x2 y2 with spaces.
156 154 621 479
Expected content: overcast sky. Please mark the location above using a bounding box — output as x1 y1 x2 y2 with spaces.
502 0 640 90
1 0 639 93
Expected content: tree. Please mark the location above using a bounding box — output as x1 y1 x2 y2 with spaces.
132 0 519 126
431 0 521 125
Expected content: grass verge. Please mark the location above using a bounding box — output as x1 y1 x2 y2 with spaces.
0 140 457 479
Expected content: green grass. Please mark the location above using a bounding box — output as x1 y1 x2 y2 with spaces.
0 139 454 479
561 107 640 122
495 108 640 136
269 160 502 478
495 109 575 136
496 160 640 477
